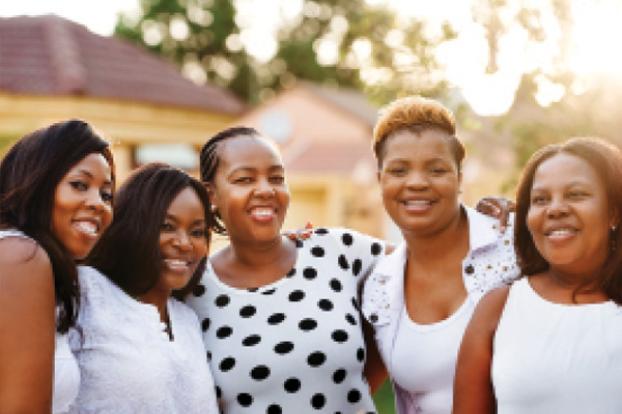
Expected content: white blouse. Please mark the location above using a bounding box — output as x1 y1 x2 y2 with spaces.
362 206 520 414
69 266 218 414
0 229 80 414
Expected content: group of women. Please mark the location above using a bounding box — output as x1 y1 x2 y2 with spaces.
0 94 620 414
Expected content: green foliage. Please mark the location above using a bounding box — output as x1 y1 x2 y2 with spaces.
114 0 447 104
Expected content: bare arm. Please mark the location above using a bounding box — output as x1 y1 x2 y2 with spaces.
0 238 55 413
453 286 509 414
363 318 387 394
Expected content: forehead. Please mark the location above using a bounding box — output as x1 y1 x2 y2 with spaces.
218 135 283 169
167 187 204 215
383 128 454 162
66 153 112 179
532 153 600 188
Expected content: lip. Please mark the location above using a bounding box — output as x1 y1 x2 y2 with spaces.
71 217 102 239
163 257 194 273
542 224 579 242
247 205 278 223
398 197 437 213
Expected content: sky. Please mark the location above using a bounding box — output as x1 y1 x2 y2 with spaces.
2 0 621 116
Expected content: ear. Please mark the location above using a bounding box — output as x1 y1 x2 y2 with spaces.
204 182 218 208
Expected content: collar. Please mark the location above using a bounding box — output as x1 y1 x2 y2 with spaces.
463 205 501 252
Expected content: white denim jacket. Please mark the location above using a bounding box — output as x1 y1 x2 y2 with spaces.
362 206 519 413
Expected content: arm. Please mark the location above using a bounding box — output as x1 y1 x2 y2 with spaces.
453 286 509 414
362 318 387 394
0 238 55 413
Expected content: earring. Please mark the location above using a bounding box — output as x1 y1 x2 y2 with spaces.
210 205 218 214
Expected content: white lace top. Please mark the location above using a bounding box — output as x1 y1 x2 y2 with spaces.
68 266 218 414
0 229 80 414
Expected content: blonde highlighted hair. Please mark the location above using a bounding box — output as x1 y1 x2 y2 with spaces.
372 96 464 170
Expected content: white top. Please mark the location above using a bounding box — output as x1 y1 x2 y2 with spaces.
0 229 80 414
186 228 385 414
391 297 475 414
493 277 622 414
362 206 520 414
68 266 219 414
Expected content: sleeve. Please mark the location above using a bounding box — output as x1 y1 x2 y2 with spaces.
328 228 385 287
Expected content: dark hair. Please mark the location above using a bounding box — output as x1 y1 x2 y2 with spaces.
88 163 213 299
0 120 114 333
199 126 259 235
514 137 622 304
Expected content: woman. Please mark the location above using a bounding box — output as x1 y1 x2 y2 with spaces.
453 137 622 413
0 120 114 413
186 127 387 413
361 96 519 414
70 163 219 413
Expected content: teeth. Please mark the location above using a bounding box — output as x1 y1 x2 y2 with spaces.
75 221 97 235
404 200 431 206
165 259 189 270
548 228 575 237
250 208 274 218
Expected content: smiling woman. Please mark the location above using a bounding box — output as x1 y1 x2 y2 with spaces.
0 120 114 413
453 137 622 414
69 163 220 413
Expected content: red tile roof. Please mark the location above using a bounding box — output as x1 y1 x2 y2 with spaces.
0 15 244 114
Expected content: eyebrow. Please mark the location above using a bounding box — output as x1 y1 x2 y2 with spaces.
71 169 113 185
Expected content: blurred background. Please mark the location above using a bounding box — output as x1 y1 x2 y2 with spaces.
1 1 621 410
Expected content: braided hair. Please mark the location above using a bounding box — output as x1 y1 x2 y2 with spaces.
199 126 259 235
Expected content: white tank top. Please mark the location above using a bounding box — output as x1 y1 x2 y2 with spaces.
0 229 80 413
390 296 476 414
493 277 622 414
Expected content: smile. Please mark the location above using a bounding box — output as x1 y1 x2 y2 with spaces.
249 206 276 222
164 258 192 272
400 199 435 212
72 219 100 238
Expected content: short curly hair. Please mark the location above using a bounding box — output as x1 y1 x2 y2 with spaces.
372 96 464 171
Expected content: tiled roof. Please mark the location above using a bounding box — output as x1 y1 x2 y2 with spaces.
0 15 244 114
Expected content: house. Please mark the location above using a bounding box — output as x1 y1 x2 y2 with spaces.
0 15 244 180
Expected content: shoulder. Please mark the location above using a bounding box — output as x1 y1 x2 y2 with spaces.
170 298 201 326
470 285 511 331
313 227 385 256
0 236 52 288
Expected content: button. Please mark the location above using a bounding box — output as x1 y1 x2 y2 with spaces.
465 264 474 274
370 313 379 323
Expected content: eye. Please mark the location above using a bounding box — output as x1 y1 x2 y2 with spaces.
100 190 113 203
531 195 547 205
70 181 88 191
430 167 448 175
386 167 407 176
269 175 285 184
190 227 208 238
161 222 175 232
567 190 588 199
234 176 253 184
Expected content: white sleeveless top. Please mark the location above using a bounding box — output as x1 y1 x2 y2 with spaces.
390 297 476 414
0 229 80 414
493 277 622 414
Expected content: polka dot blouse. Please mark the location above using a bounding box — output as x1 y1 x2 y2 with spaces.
186 228 385 414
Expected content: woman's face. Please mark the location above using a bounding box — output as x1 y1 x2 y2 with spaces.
527 153 613 275
157 187 209 292
51 153 114 259
209 135 289 243
379 129 461 237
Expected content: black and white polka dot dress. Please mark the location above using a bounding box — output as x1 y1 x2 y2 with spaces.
186 228 385 414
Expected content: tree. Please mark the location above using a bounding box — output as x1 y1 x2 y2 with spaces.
114 0 449 104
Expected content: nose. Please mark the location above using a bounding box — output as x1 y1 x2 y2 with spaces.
546 195 569 218
85 188 107 211
253 178 276 198
172 230 192 251
405 171 429 190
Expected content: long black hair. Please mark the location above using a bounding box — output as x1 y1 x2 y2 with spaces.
0 120 114 333
87 163 214 299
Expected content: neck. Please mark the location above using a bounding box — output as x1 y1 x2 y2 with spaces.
547 266 603 291
138 286 170 323
403 207 469 263
228 235 291 268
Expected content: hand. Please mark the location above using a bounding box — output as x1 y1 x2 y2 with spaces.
284 222 314 242
475 197 515 233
